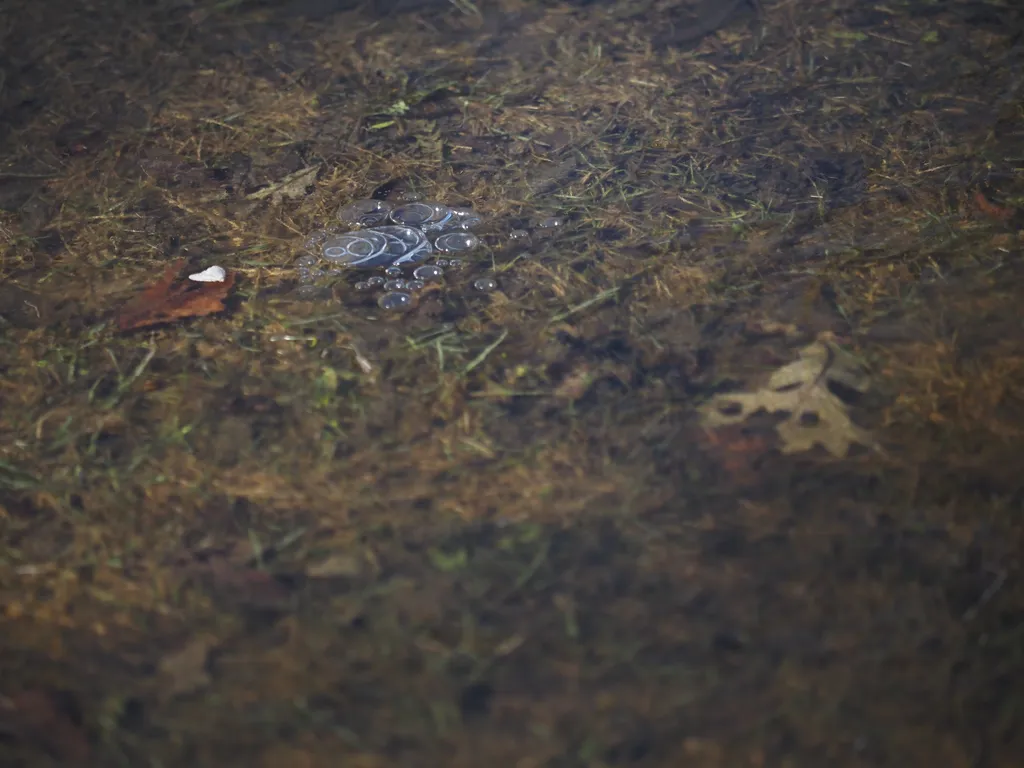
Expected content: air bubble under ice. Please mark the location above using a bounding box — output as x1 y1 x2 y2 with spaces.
299 195 494 304
434 231 479 253
389 201 452 231
413 264 444 281
378 291 413 311
337 199 392 227
310 224 432 269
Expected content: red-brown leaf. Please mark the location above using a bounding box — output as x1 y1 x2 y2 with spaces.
117 259 235 331
0 689 91 764
973 189 1014 222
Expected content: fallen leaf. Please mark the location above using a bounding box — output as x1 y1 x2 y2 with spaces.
700 341 876 457
205 556 293 609
0 688 91 764
973 189 1014 222
156 636 214 701
117 259 235 331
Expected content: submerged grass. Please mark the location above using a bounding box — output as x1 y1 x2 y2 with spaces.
1 0 1024 765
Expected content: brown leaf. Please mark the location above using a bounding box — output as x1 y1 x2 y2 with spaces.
0 689 91 764
156 636 214 701
205 556 293 610
699 341 875 457
973 189 1014 222
117 259 235 331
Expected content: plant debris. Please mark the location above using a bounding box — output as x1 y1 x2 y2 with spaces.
699 340 876 457
202 556 294 610
2 0 1024 766
973 189 1015 222
306 552 363 579
117 259 235 331
0 689 91 764
245 165 320 204
155 637 215 702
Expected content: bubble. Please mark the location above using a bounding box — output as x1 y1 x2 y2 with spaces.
302 229 333 253
389 202 432 226
538 216 564 229
300 196 483 292
447 207 483 229
301 225 346 252
378 291 413 311
434 231 479 253
473 277 497 292
321 230 389 265
389 201 452 231
373 225 433 265
413 264 444 281
310 225 432 268
387 199 436 224
337 199 392 227
509 229 530 241
425 202 454 225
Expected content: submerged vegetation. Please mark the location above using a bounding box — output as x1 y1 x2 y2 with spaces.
1 0 1023 765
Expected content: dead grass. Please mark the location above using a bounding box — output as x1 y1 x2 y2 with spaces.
1 0 1023 765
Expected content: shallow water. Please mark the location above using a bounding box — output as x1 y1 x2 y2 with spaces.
1 0 1023 766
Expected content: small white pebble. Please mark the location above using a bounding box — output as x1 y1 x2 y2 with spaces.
188 265 227 282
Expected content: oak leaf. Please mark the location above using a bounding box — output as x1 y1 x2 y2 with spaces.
700 341 876 457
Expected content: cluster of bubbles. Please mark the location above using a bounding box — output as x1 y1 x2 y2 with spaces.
296 197 497 311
